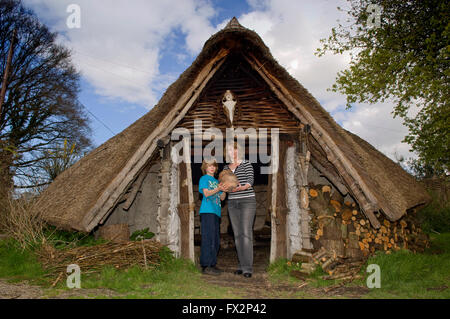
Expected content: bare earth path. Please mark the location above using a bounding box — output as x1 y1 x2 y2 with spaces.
199 244 369 299
0 279 127 299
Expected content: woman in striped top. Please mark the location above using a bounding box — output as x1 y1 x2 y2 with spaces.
223 142 256 278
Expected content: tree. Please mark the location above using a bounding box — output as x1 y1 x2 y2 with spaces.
317 0 449 177
41 139 81 183
0 0 92 190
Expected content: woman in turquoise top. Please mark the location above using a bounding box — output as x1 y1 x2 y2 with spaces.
199 158 226 275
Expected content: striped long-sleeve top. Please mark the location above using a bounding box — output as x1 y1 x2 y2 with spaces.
223 160 255 200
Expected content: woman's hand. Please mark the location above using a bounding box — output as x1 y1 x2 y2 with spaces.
231 183 251 192
231 184 246 192
218 183 227 192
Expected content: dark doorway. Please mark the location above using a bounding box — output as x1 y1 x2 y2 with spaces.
191 150 271 273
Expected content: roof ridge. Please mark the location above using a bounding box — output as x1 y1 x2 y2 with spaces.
224 17 244 29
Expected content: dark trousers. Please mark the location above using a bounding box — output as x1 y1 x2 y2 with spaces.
200 213 220 268
228 197 256 274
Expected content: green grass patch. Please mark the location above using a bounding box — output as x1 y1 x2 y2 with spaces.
267 258 303 283
53 247 242 298
361 233 450 298
0 239 47 284
0 238 241 298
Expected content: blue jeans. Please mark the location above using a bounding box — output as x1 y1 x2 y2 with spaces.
200 213 220 268
228 197 256 274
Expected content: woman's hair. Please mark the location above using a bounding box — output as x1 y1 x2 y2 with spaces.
225 140 244 162
201 158 218 175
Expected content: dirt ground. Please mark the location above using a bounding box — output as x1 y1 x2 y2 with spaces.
0 278 128 299
199 243 369 299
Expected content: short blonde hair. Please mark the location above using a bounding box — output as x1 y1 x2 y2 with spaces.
201 158 218 175
225 140 244 162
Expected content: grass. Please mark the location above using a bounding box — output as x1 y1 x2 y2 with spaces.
73 248 241 298
360 233 450 299
0 240 241 298
0 239 47 284
267 258 303 283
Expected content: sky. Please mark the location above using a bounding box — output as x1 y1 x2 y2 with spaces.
22 0 413 163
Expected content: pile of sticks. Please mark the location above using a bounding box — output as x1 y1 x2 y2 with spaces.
38 239 164 281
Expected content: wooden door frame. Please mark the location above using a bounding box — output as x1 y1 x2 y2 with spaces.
178 133 294 264
178 137 195 262
269 136 290 262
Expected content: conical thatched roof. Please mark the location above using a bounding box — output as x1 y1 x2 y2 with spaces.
36 18 430 232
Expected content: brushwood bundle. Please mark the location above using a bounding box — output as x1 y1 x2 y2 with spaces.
38 239 164 280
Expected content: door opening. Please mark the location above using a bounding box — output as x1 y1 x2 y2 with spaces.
191 151 271 273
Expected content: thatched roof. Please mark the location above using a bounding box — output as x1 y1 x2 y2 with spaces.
36 18 430 232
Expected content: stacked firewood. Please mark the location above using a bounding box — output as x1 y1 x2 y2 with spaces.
311 247 365 280
308 185 429 259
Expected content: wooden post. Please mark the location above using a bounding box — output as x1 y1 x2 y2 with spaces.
269 156 277 261
298 129 313 251
274 139 289 259
178 163 190 259
177 137 194 261
158 144 172 246
269 132 288 262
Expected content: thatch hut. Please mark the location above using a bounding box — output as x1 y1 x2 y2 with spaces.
36 18 430 262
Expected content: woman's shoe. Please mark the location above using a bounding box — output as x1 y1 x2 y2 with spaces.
243 273 252 278
234 270 243 275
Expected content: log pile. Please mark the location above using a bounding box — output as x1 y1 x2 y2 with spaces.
38 239 164 282
308 185 429 260
311 247 364 281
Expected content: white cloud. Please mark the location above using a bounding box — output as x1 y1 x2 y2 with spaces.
336 101 414 161
23 0 217 108
238 0 351 112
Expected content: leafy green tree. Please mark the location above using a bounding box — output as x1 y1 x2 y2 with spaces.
317 0 449 176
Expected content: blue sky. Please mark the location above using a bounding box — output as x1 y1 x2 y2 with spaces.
23 0 413 162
